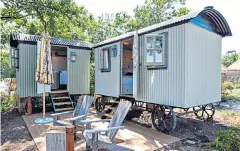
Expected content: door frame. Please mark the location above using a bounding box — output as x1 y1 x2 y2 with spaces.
133 31 139 98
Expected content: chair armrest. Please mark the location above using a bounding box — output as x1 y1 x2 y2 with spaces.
84 126 124 134
65 114 88 122
51 111 74 117
80 119 111 124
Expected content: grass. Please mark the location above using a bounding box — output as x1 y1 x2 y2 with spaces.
231 88 240 100
215 109 240 127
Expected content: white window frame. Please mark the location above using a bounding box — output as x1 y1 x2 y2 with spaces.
99 47 111 72
145 33 167 68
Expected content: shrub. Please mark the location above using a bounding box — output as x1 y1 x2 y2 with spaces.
221 82 235 101
0 92 16 112
221 82 234 94
211 128 240 151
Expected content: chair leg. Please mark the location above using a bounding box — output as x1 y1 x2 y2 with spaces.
92 133 98 151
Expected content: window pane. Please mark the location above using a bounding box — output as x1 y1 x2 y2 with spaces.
15 59 19 67
146 49 154 63
15 49 18 58
146 37 154 49
103 49 109 69
155 36 163 50
155 49 163 63
11 49 15 57
11 58 15 67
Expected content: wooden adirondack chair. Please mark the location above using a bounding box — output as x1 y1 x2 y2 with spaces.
81 99 134 151
51 95 94 127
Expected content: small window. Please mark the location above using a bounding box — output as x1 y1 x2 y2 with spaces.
99 47 111 72
145 33 167 68
11 48 19 68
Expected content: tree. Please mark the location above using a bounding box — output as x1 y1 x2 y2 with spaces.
1 0 97 41
175 7 191 17
222 53 240 67
133 0 188 29
93 0 190 43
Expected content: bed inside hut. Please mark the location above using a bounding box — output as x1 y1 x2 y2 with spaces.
121 39 133 97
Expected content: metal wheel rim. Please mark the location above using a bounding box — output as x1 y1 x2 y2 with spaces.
193 103 215 120
151 105 176 133
95 97 105 112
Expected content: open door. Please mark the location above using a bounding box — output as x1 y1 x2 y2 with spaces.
133 31 139 98
36 41 51 94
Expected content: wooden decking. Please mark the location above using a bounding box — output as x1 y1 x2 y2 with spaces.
22 109 180 151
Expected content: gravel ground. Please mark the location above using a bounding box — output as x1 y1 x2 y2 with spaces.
1 109 38 151
130 107 231 150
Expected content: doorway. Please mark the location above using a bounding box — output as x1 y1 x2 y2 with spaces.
121 39 133 96
51 45 68 90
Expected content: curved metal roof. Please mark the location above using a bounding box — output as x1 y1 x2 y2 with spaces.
10 33 93 50
94 7 232 48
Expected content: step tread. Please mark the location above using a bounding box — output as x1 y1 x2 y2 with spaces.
54 102 71 105
50 90 69 94
102 114 113 119
55 107 74 112
107 107 116 110
52 96 70 100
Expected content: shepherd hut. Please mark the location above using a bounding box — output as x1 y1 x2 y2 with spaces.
10 33 92 112
94 7 232 108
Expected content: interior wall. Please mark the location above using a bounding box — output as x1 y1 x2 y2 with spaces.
51 46 67 89
122 41 133 76
51 47 67 71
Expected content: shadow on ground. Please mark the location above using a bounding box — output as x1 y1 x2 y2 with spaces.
1 109 38 151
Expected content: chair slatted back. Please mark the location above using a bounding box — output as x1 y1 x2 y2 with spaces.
73 95 94 120
106 99 132 141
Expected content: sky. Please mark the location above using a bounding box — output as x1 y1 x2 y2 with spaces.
75 0 240 55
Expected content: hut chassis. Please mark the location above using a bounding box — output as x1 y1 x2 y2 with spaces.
94 95 215 133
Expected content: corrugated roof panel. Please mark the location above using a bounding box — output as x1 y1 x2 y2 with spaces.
10 33 93 49
94 7 232 48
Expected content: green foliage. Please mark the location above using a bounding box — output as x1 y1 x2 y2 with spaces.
222 53 240 67
1 0 97 42
221 81 234 93
211 128 240 151
0 91 17 112
0 50 16 79
175 7 191 17
133 0 187 28
221 82 240 101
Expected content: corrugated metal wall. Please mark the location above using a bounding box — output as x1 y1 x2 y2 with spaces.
67 48 90 94
137 24 186 107
185 23 222 107
95 42 121 97
17 43 38 97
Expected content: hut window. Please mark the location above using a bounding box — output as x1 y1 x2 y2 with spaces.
11 48 19 68
145 33 167 68
99 48 111 72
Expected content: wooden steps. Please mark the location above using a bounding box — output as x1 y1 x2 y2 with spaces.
54 102 71 105
102 114 113 119
52 96 70 100
101 100 120 119
50 90 69 94
55 108 74 112
49 90 74 113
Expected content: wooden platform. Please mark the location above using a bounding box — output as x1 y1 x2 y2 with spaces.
22 109 180 151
